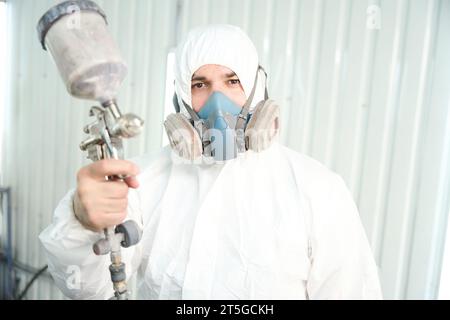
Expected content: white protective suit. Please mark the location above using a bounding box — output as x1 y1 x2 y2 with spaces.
39 25 383 300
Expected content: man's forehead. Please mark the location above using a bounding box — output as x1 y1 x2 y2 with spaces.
191 65 238 80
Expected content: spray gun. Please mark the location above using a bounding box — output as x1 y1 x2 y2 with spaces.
37 0 143 300
79 100 143 300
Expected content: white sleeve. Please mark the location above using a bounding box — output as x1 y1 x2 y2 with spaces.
306 175 383 300
39 188 143 300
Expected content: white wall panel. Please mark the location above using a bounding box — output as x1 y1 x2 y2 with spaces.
1 0 449 300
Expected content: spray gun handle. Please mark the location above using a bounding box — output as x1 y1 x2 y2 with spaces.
93 221 142 255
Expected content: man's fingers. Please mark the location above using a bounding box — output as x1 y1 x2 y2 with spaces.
99 198 128 213
76 159 140 230
99 212 127 228
99 181 129 199
87 159 140 180
124 175 139 189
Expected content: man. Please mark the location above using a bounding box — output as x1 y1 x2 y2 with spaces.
39 24 383 299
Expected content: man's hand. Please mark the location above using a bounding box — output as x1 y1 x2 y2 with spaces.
73 159 140 232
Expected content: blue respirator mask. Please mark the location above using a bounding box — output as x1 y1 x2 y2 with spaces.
165 66 280 162
196 91 251 160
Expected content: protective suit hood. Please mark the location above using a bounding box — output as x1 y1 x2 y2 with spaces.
174 24 266 118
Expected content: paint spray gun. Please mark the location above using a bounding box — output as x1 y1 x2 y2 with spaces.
37 0 143 300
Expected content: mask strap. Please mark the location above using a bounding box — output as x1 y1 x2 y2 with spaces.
181 100 211 152
236 65 260 152
240 66 261 114
182 100 200 121
235 65 268 140
259 66 269 100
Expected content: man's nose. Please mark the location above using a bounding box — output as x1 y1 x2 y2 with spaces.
206 90 229 104
210 81 226 92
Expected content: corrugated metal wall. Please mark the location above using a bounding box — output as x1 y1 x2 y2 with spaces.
1 0 449 300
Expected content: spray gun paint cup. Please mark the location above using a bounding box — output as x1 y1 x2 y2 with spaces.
37 0 127 103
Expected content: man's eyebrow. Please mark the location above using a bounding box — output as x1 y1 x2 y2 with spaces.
191 75 207 82
191 72 238 82
224 72 238 78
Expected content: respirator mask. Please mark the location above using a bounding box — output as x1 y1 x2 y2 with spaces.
164 66 280 162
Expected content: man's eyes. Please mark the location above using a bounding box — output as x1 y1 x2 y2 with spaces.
192 83 205 89
191 79 240 89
